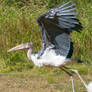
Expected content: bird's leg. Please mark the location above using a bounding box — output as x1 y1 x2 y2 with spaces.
71 76 75 92
60 67 75 92
70 69 87 89
63 66 87 89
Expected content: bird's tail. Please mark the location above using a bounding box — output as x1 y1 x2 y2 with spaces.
69 58 83 63
64 58 83 65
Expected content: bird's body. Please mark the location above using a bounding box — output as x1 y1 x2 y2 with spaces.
8 0 89 92
29 46 66 67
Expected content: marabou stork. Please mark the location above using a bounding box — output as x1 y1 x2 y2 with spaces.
8 0 89 92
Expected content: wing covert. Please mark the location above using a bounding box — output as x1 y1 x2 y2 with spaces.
37 0 82 57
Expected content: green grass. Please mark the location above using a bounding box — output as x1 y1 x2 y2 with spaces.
0 0 92 73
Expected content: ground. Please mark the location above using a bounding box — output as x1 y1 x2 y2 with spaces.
0 68 91 92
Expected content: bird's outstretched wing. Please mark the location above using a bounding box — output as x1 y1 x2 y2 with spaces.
37 0 82 58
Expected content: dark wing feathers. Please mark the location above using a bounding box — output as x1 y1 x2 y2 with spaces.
66 42 73 58
37 0 82 58
55 33 72 57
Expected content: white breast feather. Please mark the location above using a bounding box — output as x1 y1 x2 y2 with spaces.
31 47 67 67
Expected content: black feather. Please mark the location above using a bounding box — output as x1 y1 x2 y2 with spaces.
67 42 73 58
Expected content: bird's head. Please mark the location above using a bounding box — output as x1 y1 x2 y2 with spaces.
8 42 33 52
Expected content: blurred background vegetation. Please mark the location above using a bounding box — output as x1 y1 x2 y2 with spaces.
0 0 92 72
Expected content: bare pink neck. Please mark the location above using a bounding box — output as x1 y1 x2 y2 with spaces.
27 48 33 61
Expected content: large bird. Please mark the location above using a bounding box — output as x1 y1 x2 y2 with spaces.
8 0 88 92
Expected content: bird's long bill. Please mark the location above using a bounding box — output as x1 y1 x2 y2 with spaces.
8 44 25 52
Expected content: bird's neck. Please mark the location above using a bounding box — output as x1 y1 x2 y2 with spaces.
27 48 33 61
